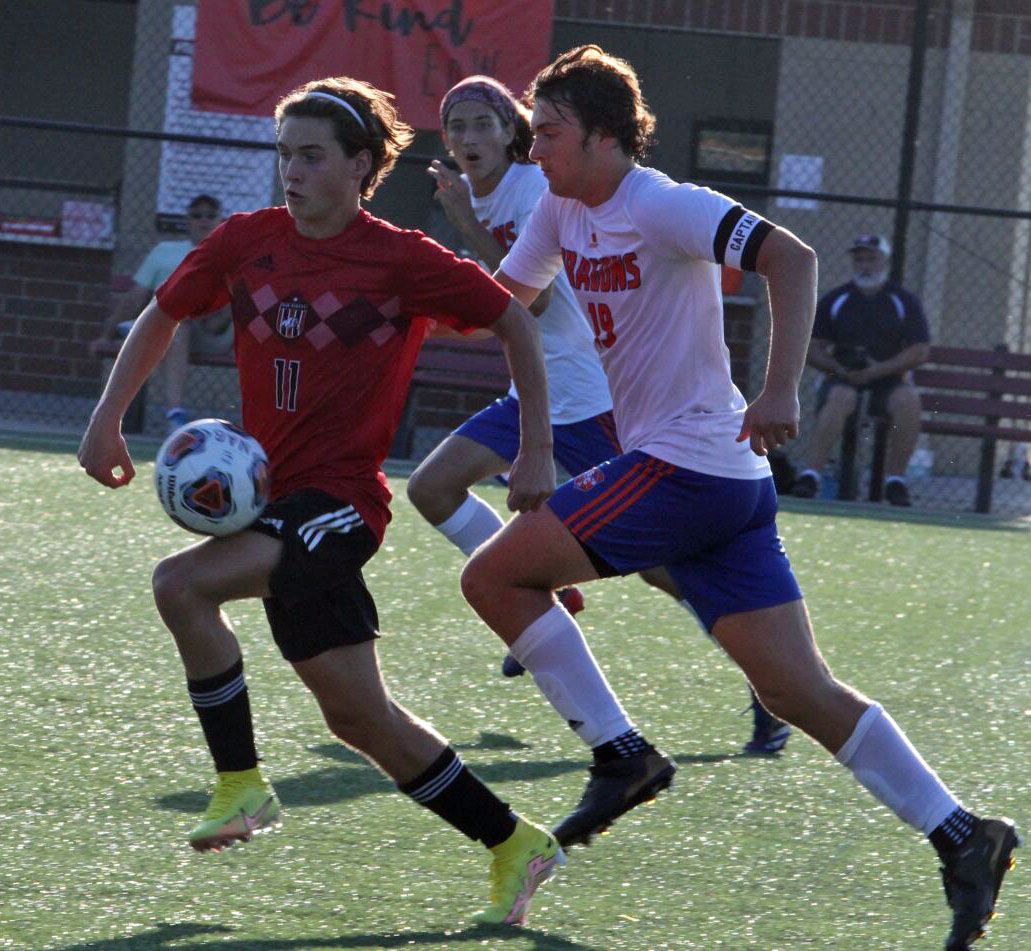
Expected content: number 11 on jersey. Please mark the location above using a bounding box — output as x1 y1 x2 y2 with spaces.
274 358 301 412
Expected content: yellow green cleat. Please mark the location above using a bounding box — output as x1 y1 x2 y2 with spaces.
188 767 281 852
473 819 565 927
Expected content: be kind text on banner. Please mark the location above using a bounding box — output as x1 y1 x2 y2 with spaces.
192 0 553 130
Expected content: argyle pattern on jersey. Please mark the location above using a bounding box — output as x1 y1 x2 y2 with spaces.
231 278 410 351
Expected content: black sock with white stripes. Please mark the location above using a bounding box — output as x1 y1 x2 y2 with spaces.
929 806 980 855
592 728 654 764
398 747 517 848
186 657 259 773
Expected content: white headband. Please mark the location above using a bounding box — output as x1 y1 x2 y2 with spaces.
303 92 368 132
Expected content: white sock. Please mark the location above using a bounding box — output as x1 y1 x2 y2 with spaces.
435 493 504 557
835 703 959 833
509 603 635 747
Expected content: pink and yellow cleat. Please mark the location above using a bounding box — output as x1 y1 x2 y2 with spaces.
473 819 565 926
188 767 281 852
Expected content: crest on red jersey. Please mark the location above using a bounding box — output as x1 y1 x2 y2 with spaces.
573 467 605 491
276 297 308 339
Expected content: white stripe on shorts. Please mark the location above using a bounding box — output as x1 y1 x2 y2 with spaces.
297 506 364 551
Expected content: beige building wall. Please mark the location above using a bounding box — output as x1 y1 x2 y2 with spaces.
115 0 178 276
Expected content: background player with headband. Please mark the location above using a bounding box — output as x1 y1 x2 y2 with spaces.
78 75 563 926
458 46 1019 949
407 74 791 755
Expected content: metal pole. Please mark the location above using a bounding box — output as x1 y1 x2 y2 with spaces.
890 0 932 282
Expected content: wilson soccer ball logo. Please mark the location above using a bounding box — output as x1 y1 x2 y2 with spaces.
154 419 269 536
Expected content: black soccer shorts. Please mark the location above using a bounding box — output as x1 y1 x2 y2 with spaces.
250 488 380 663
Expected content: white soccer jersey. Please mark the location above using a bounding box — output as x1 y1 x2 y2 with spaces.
500 165 772 479
466 162 612 424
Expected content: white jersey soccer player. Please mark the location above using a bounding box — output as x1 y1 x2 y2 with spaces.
410 76 793 754
502 164 772 478
467 160 611 424
460 45 1020 949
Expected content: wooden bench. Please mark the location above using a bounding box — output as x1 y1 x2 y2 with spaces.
393 335 511 458
92 337 235 434
911 344 1031 512
845 344 1031 512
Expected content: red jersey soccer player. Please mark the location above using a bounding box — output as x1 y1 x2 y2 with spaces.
77 76 562 926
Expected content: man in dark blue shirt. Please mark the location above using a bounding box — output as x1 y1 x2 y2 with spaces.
791 234 931 506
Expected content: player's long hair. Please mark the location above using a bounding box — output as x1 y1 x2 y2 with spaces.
529 45 656 161
275 77 415 198
508 102 534 164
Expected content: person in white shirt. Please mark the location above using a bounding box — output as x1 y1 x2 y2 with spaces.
407 75 790 753
92 194 233 433
457 45 1019 949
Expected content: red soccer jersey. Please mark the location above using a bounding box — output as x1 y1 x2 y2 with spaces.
156 207 511 542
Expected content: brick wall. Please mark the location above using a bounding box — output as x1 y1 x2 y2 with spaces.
1 241 111 398
556 1 1031 54
724 300 760 395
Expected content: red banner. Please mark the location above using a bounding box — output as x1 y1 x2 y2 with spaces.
193 1 554 130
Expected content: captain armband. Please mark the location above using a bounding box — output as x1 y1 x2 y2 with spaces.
713 206 774 272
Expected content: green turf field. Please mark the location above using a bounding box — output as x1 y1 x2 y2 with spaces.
1 442 1027 950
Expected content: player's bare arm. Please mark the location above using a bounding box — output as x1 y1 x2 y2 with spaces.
486 295 555 513
428 160 506 269
738 227 818 456
78 300 180 488
428 160 554 316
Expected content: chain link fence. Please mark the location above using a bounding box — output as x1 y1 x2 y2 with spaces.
3 0 1031 514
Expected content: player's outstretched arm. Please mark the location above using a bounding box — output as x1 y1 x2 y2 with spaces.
487 290 555 512
738 228 818 456
78 301 180 488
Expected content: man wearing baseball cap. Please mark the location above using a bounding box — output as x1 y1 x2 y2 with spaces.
791 233 931 506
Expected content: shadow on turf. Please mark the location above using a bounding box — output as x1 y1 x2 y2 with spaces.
154 730 748 815
54 920 599 950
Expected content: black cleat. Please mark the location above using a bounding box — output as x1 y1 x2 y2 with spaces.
940 817 1021 950
884 479 912 506
553 750 676 847
743 695 791 754
790 472 820 499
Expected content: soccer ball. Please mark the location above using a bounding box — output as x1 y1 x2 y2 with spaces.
154 418 269 536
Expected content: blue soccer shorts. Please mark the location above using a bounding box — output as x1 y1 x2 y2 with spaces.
454 395 622 479
546 450 803 632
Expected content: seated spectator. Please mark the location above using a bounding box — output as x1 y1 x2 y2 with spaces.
92 194 233 432
791 234 930 506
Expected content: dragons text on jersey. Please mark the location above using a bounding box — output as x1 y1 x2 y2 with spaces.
561 251 642 294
